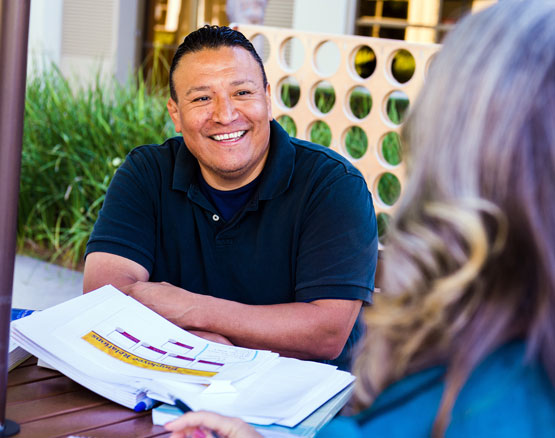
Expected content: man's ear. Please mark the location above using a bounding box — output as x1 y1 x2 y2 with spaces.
167 98 182 133
265 83 272 121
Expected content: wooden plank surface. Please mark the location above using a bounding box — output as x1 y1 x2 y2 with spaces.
7 363 169 438
6 390 109 422
8 375 82 404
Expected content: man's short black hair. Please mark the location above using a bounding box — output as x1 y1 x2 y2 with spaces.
169 25 268 102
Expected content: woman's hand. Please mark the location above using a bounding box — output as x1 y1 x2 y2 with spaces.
165 411 263 438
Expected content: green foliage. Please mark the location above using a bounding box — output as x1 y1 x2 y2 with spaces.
277 115 297 137
345 127 368 159
19 65 175 267
349 88 372 119
376 212 391 244
386 95 409 125
280 81 300 108
310 121 332 147
382 132 402 165
314 84 335 114
378 173 401 206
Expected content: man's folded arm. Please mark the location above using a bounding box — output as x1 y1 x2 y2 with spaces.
83 252 362 360
83 251 150 291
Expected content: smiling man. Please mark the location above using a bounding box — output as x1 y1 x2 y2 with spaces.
83 25 378 370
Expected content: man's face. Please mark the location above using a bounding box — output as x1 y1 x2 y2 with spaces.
167 46 272 190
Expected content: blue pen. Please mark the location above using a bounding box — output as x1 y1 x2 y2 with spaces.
169 394 192 414
133 397 160 412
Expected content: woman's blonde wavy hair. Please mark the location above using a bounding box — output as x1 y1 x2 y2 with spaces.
353 1 555 436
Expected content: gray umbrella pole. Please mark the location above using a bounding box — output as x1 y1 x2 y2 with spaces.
0 0 31 435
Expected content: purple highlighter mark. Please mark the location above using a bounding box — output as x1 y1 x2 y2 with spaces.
195 359 224 372
198 360 224 367
115 327 140 343
143 343 167 355
169 353 194 362
168 339 193 351
148 346 166 355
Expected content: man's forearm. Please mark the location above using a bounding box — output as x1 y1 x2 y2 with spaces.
192 295 359 359
124 281 361 360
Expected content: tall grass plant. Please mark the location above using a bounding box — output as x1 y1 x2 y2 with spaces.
19 65 174 267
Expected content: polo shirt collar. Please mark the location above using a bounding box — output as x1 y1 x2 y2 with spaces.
172 137 199 193
171 119 295 199
258 119 295 200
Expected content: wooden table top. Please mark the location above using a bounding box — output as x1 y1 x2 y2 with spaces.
7 358 171 438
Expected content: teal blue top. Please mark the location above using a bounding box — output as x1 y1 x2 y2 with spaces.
318 341 555 437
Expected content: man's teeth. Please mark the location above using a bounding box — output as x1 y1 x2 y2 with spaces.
211 131 245 141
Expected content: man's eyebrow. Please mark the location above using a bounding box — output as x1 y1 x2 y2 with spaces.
185 86 210 96
231 79 257 87
185 80 258 96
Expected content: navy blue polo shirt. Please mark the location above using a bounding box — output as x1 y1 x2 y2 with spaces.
86 120 378 369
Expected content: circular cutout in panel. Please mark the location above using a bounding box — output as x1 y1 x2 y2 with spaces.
381 132 402 165
314 41 341 76
391 49 415 84
349 86 372 119
277 115 297 137
353 45 376 79
378 172 401 206
309 121 332 147
313 81 336 114
251 33 270 63
280 37 304 71
385 91 410 125
377 212 391 245
344 126 368 159
278 76 301 109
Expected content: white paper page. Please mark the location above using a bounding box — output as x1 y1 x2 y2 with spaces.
8 336 18 354
277 371 355 427
158 357 344 422
56 287 276 383
14 285 276 386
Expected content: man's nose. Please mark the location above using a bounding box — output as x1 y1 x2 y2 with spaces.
212 96 238 124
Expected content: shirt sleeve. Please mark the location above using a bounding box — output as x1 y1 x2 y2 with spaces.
85 148 160 274
294 173 378 304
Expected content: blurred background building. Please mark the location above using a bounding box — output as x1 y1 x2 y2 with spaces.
27 0 497 86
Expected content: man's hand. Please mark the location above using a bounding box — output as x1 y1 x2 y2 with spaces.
120 281 234 345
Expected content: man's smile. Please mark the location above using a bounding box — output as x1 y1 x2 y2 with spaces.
210 130 247 142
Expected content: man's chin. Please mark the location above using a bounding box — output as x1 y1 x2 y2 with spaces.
203 164 257 189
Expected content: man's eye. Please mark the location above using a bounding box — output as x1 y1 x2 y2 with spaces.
193 96 210 102
236 90 251 96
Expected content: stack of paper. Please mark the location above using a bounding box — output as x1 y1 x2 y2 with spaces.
9 308 36 371
11 285 354 427
153 382 354 437
8 339 32 371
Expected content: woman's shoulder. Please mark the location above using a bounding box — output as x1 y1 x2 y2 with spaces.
448 340 555 436
316 416 364 438
318 341 555 437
